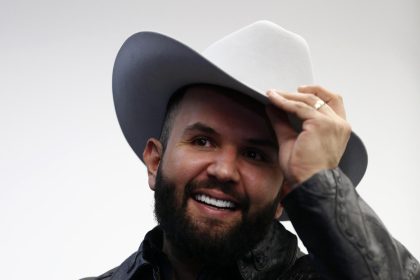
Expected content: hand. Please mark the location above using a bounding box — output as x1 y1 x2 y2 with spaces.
266 85 351 197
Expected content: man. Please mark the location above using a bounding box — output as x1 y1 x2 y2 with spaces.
85 21 419 279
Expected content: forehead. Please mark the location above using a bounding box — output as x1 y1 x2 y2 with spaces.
172 85 275 139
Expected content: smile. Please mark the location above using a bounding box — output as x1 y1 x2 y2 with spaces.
194 194 237 210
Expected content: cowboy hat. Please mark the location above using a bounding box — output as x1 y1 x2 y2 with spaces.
112 20 368 207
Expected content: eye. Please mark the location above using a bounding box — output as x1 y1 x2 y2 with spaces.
243 149 265 162
191 136 212 147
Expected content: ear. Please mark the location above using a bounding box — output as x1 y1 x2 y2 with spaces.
143 138 163 191
274 203 284 220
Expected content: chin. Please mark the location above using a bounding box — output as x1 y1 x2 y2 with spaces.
194 217 241 238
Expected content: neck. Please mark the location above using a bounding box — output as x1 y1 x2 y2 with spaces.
162 234 203 280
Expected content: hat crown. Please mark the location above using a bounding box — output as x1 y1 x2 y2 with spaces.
112 20 368 196
203 20 313 93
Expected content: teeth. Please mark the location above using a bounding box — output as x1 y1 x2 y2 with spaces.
195 194 236 209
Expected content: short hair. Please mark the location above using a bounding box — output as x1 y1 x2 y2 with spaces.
159 87 187 150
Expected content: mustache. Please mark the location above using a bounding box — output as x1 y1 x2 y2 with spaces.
184 178 250 210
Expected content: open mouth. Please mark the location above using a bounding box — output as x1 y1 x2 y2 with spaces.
193 193 237 211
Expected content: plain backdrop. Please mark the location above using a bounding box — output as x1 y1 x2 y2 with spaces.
1 0 419 279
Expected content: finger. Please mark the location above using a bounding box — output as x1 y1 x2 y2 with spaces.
267 90 319 121
272 90 336 116
297 85 347 119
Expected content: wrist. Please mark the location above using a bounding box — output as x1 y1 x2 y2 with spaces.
281 167 333 199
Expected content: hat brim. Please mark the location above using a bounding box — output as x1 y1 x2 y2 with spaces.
112 32 368 220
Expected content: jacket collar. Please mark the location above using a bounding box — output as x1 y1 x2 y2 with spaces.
116 221 299 280
237 222 300 280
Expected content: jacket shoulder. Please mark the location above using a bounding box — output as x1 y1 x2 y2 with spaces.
79 267 117 280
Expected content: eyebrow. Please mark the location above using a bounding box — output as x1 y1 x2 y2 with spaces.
183 122 220 136
183 122 277 150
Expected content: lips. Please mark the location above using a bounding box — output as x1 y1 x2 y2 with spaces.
194 193 237 210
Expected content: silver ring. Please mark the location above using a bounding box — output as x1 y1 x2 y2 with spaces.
313 99 326 110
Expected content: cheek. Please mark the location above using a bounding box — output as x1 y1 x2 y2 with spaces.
161 147 211 187
241 167 283 206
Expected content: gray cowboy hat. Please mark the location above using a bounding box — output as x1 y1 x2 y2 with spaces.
112 21 368 219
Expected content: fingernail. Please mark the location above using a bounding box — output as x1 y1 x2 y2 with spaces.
267 92 285 101
266 90 276 97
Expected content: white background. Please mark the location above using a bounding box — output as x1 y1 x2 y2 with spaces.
1 0 419 279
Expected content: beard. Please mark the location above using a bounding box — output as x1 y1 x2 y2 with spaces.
154 168 280 267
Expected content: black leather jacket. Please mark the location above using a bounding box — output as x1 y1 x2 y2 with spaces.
83 169 420 280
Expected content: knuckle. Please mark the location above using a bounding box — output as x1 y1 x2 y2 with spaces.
295 102 306 110
314 85 327 93
305 94 319 104
335 93 344 102
327 91 343 102
294 101 311 112
344 120 351 130
338 120 352 136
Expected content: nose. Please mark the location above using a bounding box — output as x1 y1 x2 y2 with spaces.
206 147 240 183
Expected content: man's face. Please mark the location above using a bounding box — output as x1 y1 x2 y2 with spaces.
146 85 284 263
